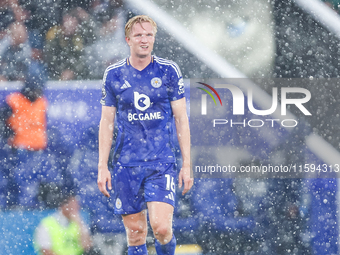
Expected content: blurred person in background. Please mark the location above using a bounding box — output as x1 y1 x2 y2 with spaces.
98 15 193 255
85 0 129 79
0 21 32 81
20 0 60 74
44 7 97 80
0 0 27 39
0 70 47 207
0 70 47 150
0 0 21 44
34 186 102 255
0 0 48 82
59 0 98 12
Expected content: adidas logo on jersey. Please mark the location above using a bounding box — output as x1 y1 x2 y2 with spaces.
165 192 175 201
120 80 131 90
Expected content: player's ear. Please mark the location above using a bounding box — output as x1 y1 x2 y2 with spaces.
125 36 131 46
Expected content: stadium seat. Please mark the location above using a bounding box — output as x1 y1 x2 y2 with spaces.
14 149 64 208
0 143 14 208
70 125 126 234
14 150 43 207
190 178 255 253
0 168 8 209
75 160 125 234
173 188 200 244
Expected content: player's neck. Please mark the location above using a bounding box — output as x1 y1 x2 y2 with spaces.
129 55 152 71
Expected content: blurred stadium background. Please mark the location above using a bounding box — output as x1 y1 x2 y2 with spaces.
1 0 340 254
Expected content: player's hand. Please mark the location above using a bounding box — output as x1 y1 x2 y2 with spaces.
178 165 193 195
97 166 112 198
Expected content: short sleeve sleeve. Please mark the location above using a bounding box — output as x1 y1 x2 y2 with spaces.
100 68 117 107
167 61 185 101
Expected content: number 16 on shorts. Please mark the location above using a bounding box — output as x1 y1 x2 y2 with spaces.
165 174 175 201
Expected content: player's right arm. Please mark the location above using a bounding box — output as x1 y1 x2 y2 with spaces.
98 105 116 198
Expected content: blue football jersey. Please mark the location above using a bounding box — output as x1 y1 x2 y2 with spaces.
100 56 185 166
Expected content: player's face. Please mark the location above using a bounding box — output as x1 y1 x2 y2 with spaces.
126 22 155 59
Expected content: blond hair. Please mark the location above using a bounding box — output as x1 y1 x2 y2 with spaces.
125 15 157 38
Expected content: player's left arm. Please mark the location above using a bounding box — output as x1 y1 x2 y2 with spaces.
171 98 193 195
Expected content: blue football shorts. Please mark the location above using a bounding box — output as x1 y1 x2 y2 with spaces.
110 162 177 215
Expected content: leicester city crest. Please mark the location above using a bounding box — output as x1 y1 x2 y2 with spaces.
116 198 122 209
151 77 162 88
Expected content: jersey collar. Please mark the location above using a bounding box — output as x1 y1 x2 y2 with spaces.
126 56 154 66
